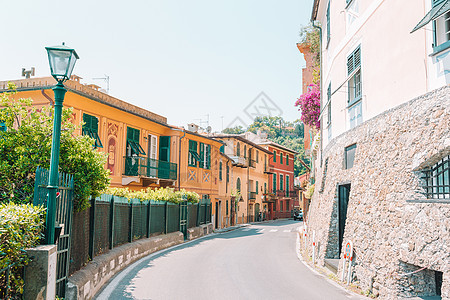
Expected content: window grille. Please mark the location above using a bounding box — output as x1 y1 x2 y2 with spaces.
420 155 450 199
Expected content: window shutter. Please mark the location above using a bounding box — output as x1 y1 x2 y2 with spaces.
220 145 224 153
207 145 211 169
256 181 259 194
347 54 354 75
273 150 276 162
219 162 223 180
199 142 205 168
286 154 289 165
159 136 170 162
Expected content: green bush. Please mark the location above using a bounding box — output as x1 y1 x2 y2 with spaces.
105 187 200 203
0 85 110 211
0 203 45 297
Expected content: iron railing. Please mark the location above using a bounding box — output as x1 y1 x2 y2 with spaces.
229 156 248 167
0 261 20 299
249 192 257 200
264 164 274 174
248 159 257 168
123 156 177 180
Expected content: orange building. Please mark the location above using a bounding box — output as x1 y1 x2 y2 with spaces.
212 134 272 223
0 76 220 201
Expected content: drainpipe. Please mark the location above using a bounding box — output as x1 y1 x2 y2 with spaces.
311 20 323 182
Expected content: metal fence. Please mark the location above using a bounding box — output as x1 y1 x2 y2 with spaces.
33 166 74 298
73 195 212 271
0 262 20 299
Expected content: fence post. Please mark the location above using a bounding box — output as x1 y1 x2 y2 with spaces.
147 201 151 238
129 200 134 243
109 196 115 250
164 202 168 234
196 202 201 226
88 196 96 259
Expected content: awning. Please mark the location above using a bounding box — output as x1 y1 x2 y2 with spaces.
411 0 450 33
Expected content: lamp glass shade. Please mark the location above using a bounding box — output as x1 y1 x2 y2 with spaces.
46 44 79 82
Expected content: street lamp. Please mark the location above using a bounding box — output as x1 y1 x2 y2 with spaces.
44 43 79 244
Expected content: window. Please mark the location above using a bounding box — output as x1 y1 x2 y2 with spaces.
226 200 229 215
344 144 357 169
264 182 267 194
199 143 211 169
273 150 277 162
326 1 331 45
280 201 283 212
219 161 223 181
280 153 283 164
347 46 362 129
236 178 241 192
286 175 289 194
236 142 240 157
412 0 450 53
188 140 200 167
226 165 230 182
83 114 103 148
286 154 289 165
256 150 259 163
244 145 247 159
280 174 284 191
126 127 145 156
420 155 450 199
273 174 277 193
159 136 170 162
220 145 225 153
256 181 259 194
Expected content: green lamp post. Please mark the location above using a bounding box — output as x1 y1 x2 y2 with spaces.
44 43 79 244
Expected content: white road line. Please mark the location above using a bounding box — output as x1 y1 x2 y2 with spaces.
259 229 265 232
269 229 278 232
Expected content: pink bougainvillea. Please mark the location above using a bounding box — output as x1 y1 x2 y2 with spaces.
295 84 320 129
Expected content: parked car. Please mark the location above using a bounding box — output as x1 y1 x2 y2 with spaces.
293 211 303 221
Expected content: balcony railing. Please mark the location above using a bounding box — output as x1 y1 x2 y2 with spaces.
248 159 256 168
229 156 248 167
249 192 257 200
274 190 298 198
123 156 177 180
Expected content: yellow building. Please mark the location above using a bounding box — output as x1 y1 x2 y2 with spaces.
0 76 220 197
212 135 272 223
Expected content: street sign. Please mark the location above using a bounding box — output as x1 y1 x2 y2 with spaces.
344 240 353 261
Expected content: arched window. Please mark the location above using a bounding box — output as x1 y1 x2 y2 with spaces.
236 177 241 192
236 143 240 157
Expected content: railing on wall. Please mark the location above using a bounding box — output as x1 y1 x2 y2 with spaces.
123 156 177 180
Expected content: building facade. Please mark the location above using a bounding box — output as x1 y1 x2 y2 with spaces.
305 0 450 298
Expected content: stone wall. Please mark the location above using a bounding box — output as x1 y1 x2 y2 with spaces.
305 85 450 299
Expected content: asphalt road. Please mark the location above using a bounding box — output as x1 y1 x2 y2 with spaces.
96 220 362 300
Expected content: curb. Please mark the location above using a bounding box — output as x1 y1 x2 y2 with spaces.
295 227 368 299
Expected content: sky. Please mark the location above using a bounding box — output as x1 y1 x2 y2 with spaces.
0 0 313 132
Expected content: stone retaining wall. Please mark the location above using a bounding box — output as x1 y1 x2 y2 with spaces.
306 85 450 299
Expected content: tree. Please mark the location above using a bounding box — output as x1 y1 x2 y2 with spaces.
222 126 245 134
0 85 110 211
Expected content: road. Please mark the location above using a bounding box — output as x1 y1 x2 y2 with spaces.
96 220 363 300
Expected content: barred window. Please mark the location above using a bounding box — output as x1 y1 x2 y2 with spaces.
421 155 450 199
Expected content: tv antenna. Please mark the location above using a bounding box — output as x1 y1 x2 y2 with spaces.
92 75 110 93
22 67 35 79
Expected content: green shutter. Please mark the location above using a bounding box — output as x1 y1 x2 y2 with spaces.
82 113 103 148
286 176 289 193
220 145 225 153
199 142 205 168
286 154 289 165
273 174 277 193
188 140 199 167
273 150 276 162
280 175 283 191
280 153 283 164
159 136 170 162
219 162 223 180
236 143 240 156
206 144 211 169
127 127 145 155
327 1 330 43
256 181 259 194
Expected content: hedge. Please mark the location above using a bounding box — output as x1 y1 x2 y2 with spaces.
0 203 45 297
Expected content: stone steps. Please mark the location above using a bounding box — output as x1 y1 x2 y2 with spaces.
324 258 339 274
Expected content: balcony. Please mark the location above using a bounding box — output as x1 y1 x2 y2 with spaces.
264 164 274 174
229 156 248 168
123 156 177 181
274 190 298 198
248 192 257 201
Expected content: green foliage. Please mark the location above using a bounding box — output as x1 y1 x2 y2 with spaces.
222 126 245 134
299 23 321 73
0 203 45 297
304 183 315 199
246 116 310 176
105 187 200 203
0 86 110 211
